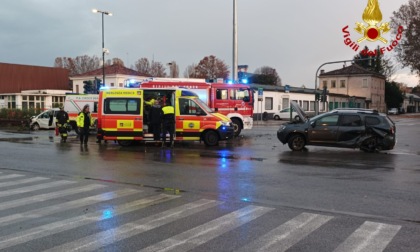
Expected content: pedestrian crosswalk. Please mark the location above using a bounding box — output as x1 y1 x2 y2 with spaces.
0 172 407 251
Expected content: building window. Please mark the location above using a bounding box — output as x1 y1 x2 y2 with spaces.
110 83 115 87
322 80 328 88
340 80 346 88
7 95 16 109
362 79 368 88
76 85 79 93
331 80 336 88
119 83 123 87
265 97 273 110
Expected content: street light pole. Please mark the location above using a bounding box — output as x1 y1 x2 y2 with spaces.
92 9 112 88
232 0 238 83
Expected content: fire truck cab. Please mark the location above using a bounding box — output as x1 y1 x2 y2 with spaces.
137 81 254 136
97 88 234 146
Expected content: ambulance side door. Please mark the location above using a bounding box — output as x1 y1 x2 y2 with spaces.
176 98 202 140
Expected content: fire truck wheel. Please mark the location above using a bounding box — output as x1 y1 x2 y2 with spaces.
231 118 242 137
118 140 133 147
203 131 219 146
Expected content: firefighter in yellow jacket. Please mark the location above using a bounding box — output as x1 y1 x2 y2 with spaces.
77 104 93 145
161 100 175 148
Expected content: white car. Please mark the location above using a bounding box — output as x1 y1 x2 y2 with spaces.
30 108 59 130
273 107 300 120
388 108 398 115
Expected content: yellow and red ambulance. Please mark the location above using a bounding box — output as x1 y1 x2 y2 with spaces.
96 88 234 146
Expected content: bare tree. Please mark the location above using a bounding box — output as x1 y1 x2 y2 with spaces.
391 0 420 81
184 63 198 78
195 55 229 79
150 61 167 77
253 66 282 86
54 55 101 76
111 58 125 66
134 58 151 75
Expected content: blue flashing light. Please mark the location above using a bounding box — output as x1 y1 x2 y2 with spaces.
129 79 136 84
241 79 248 84
227 80 233 84
102 209 114 219
222 126 226 131
99 86 110 90
241 197 251 202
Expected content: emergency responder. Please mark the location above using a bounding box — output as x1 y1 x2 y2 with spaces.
161 100 175 148
55 105 69 143
148 99 163 142
77 104 93 145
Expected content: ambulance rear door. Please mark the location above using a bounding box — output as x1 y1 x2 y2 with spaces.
101 90 143 140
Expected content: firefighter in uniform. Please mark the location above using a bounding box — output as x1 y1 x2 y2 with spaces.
56 105 69 143
161 100 175 148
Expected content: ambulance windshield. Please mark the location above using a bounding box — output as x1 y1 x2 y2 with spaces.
194 98 213 113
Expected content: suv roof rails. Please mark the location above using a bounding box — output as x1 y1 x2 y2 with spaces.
330 108 379 114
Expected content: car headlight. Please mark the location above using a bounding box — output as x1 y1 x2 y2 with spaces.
278 125 286 131
220 121 231 127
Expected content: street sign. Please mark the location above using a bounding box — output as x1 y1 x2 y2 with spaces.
258 88 263 101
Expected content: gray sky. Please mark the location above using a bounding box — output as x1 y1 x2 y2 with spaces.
1 0 418 87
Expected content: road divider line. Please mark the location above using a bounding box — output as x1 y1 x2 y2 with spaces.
46 199 222 252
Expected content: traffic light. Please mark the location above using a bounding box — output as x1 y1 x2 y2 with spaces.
321 86 327 103
315 93 320 101
95 78 102 94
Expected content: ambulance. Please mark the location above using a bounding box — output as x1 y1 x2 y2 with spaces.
64 93 99 134
96 88 234 146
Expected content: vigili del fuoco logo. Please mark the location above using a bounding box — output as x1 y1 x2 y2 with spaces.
342 0 404 56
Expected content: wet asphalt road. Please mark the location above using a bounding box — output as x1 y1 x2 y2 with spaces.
0 116 419 251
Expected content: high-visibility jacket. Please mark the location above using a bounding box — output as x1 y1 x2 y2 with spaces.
162 105 175 123
77 112 92 128
145 98 155 106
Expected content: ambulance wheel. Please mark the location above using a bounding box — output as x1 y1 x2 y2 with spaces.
231 118 242 137
118 140 133 147
203 131 219 146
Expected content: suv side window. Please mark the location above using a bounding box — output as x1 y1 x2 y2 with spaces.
339 115 362 127
365 116 380 126
317 115 339 126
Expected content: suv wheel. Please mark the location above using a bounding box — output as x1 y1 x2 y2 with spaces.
360 137 378 153
274 115 280 120
288 134 306 151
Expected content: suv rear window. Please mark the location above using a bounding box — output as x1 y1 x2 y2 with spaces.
365 116 380 126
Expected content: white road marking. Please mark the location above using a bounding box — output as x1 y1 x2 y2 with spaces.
236 212 333 252
139 205 274 252
334 221 401 252
46 199 222 252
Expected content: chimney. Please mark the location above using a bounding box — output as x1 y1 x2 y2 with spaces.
320 70 325 74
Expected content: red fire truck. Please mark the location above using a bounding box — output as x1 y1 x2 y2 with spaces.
137 80 254 136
